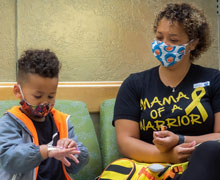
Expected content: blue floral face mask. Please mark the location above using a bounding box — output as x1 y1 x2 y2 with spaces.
152 40 193 67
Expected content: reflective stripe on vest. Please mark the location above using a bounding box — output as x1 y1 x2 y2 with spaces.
8 106 72 180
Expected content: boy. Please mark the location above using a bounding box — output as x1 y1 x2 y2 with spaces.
0 49 89 180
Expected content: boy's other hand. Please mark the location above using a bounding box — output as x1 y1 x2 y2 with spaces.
48 146 80 166
57 138 77 149
50 138 81 166
40 138 81 167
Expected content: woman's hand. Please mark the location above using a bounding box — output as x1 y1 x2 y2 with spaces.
48 138 80 166
167 141 196 163
153 130 179 152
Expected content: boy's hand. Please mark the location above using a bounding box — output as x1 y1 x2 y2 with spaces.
48 138 80 166
57 138 77 149
153 130 179 152
48 146 80 166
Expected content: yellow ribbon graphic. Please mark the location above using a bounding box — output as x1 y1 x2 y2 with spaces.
185 87 208 122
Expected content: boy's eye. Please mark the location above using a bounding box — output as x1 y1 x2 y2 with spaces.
34 95 42 99
48 96 54 99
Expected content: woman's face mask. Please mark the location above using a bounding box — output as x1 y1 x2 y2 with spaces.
18 85 54 118
152 40 192 67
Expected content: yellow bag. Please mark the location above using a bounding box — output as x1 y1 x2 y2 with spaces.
98 158 188 180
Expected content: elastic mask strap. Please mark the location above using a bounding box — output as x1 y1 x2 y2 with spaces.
18 85 35 108
184 39 194 46
18 85 25 100
184 39 194 55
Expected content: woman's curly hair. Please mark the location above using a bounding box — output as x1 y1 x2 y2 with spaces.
153 3 211 61
17 49 61 83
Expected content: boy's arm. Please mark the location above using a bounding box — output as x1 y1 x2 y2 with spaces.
0 114 43 174
65 120 89 174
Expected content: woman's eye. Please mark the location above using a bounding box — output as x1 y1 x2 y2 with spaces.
156 37 163 41
170 39 179 43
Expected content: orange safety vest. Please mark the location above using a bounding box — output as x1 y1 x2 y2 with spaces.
8 106 72 180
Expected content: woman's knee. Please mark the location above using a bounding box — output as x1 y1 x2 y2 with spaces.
192 141 220 160
197 141 220 151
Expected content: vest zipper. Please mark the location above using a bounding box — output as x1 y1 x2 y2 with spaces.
11 174 17 180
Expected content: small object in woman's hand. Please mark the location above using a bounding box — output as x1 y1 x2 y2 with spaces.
160 125 167 131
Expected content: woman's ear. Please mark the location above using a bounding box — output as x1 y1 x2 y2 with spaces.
190 39 199 51
13 84 22 99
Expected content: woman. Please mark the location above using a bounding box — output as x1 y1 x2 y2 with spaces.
113 3 220 179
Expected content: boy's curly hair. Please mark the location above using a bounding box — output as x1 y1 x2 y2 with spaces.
153 3 211 61
17 49 61 83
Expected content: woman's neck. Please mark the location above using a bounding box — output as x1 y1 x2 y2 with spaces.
159 60 191 89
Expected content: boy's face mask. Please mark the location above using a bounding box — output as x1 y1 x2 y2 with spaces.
152 40 192 67
18 85 54 118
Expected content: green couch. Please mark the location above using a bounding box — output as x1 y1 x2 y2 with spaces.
54 100 103 180
0 100 103 180
0 99 120 180
100 98 122 168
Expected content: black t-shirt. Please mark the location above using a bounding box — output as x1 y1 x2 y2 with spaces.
113 64 220 143
32 113 66 180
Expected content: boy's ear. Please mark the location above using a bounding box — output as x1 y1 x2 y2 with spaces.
13 84 22 99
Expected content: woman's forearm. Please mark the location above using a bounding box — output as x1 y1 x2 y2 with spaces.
117 135 170 163
184 133 220 144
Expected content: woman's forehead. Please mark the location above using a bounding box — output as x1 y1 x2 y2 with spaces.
156 18 187 37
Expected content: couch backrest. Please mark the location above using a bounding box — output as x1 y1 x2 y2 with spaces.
0 82 121 113
100 99 123 168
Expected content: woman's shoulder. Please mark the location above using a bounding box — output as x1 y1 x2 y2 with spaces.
119 66 159 95
192 64 220 74
191 64 220 84
189 65 220 91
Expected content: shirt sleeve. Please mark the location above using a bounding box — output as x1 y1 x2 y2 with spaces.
0 114 42 174
211 71 220 113
113 74 142 126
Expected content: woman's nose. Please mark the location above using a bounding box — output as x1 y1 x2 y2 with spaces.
163 39 171 45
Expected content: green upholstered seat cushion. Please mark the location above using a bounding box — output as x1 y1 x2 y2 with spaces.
54 100 102 180
0 100 102 180
0 100 19 115
100 99 122 168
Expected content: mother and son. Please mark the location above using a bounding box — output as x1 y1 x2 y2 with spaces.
0 2 220 180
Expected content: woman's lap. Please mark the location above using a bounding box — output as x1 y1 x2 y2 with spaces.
174 141 220 180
